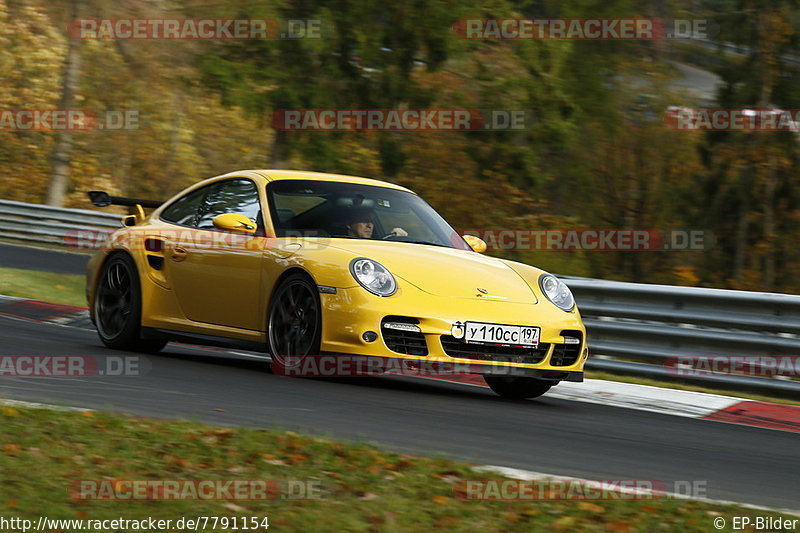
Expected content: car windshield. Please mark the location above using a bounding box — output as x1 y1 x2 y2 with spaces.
267 179 471 250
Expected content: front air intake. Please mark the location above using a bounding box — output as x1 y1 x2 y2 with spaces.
550 330 583 366
440 336 550 364
381 316 428 356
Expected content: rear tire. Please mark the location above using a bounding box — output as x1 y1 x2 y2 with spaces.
93 254 167 353
484 376 553 399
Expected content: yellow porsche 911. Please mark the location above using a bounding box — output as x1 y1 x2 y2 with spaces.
86 170 587 399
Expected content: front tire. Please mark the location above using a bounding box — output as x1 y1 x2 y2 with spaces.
484 376 553 399
267 273 322 373
93 253 166 353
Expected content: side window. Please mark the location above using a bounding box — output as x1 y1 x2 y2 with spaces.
270 192 327 233
160 187 209 227
196 179 262 230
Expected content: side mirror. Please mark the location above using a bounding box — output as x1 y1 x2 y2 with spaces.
463 234 487 253
213 213 257 234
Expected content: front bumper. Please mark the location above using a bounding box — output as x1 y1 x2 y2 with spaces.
318 285 588 380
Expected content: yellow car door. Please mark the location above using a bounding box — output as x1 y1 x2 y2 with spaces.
165 178 266 331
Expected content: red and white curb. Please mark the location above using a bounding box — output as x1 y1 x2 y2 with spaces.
548 378 743 418
551 379 800 434
424 375 800 434
553 379 800 433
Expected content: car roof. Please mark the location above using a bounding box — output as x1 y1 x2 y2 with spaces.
251 170 414 193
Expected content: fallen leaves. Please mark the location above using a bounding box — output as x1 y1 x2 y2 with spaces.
3 443 21 456
578 502 606 513
605 521 633 533
435 515 461 528
551 516 577 530
169 456 191 469
390 458 412 470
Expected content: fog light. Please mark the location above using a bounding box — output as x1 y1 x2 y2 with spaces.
362 331 378 342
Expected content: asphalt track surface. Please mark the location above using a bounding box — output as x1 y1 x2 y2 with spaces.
0 316 797 510
0 243 89 275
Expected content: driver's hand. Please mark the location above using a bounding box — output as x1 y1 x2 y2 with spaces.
390 227 408 237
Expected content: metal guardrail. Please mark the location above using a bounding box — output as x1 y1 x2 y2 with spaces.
564 278 800 398
0 198 120 248
1 199 798 397
675 37 800 67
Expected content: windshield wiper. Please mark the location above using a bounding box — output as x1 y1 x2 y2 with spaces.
398 239 450 248
329 236 450 247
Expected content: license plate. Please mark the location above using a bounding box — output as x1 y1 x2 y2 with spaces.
464 322 540 347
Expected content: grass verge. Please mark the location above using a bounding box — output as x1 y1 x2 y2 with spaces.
0 266 85 307
0 405 793 532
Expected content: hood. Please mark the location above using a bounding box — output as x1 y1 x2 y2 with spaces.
327 240 538 304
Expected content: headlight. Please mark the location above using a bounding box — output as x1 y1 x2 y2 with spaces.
350 258 397 297
538 274 575 312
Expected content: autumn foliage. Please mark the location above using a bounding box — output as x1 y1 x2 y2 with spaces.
1 0 799 292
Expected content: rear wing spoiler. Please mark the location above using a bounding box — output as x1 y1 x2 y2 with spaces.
88 191 163 226
88 191 163 209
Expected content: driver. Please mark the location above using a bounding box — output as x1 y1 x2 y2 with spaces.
346 207 408 239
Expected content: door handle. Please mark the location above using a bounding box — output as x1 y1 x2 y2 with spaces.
170 247 188 262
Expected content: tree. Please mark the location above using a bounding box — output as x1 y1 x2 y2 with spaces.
46 0 82 206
